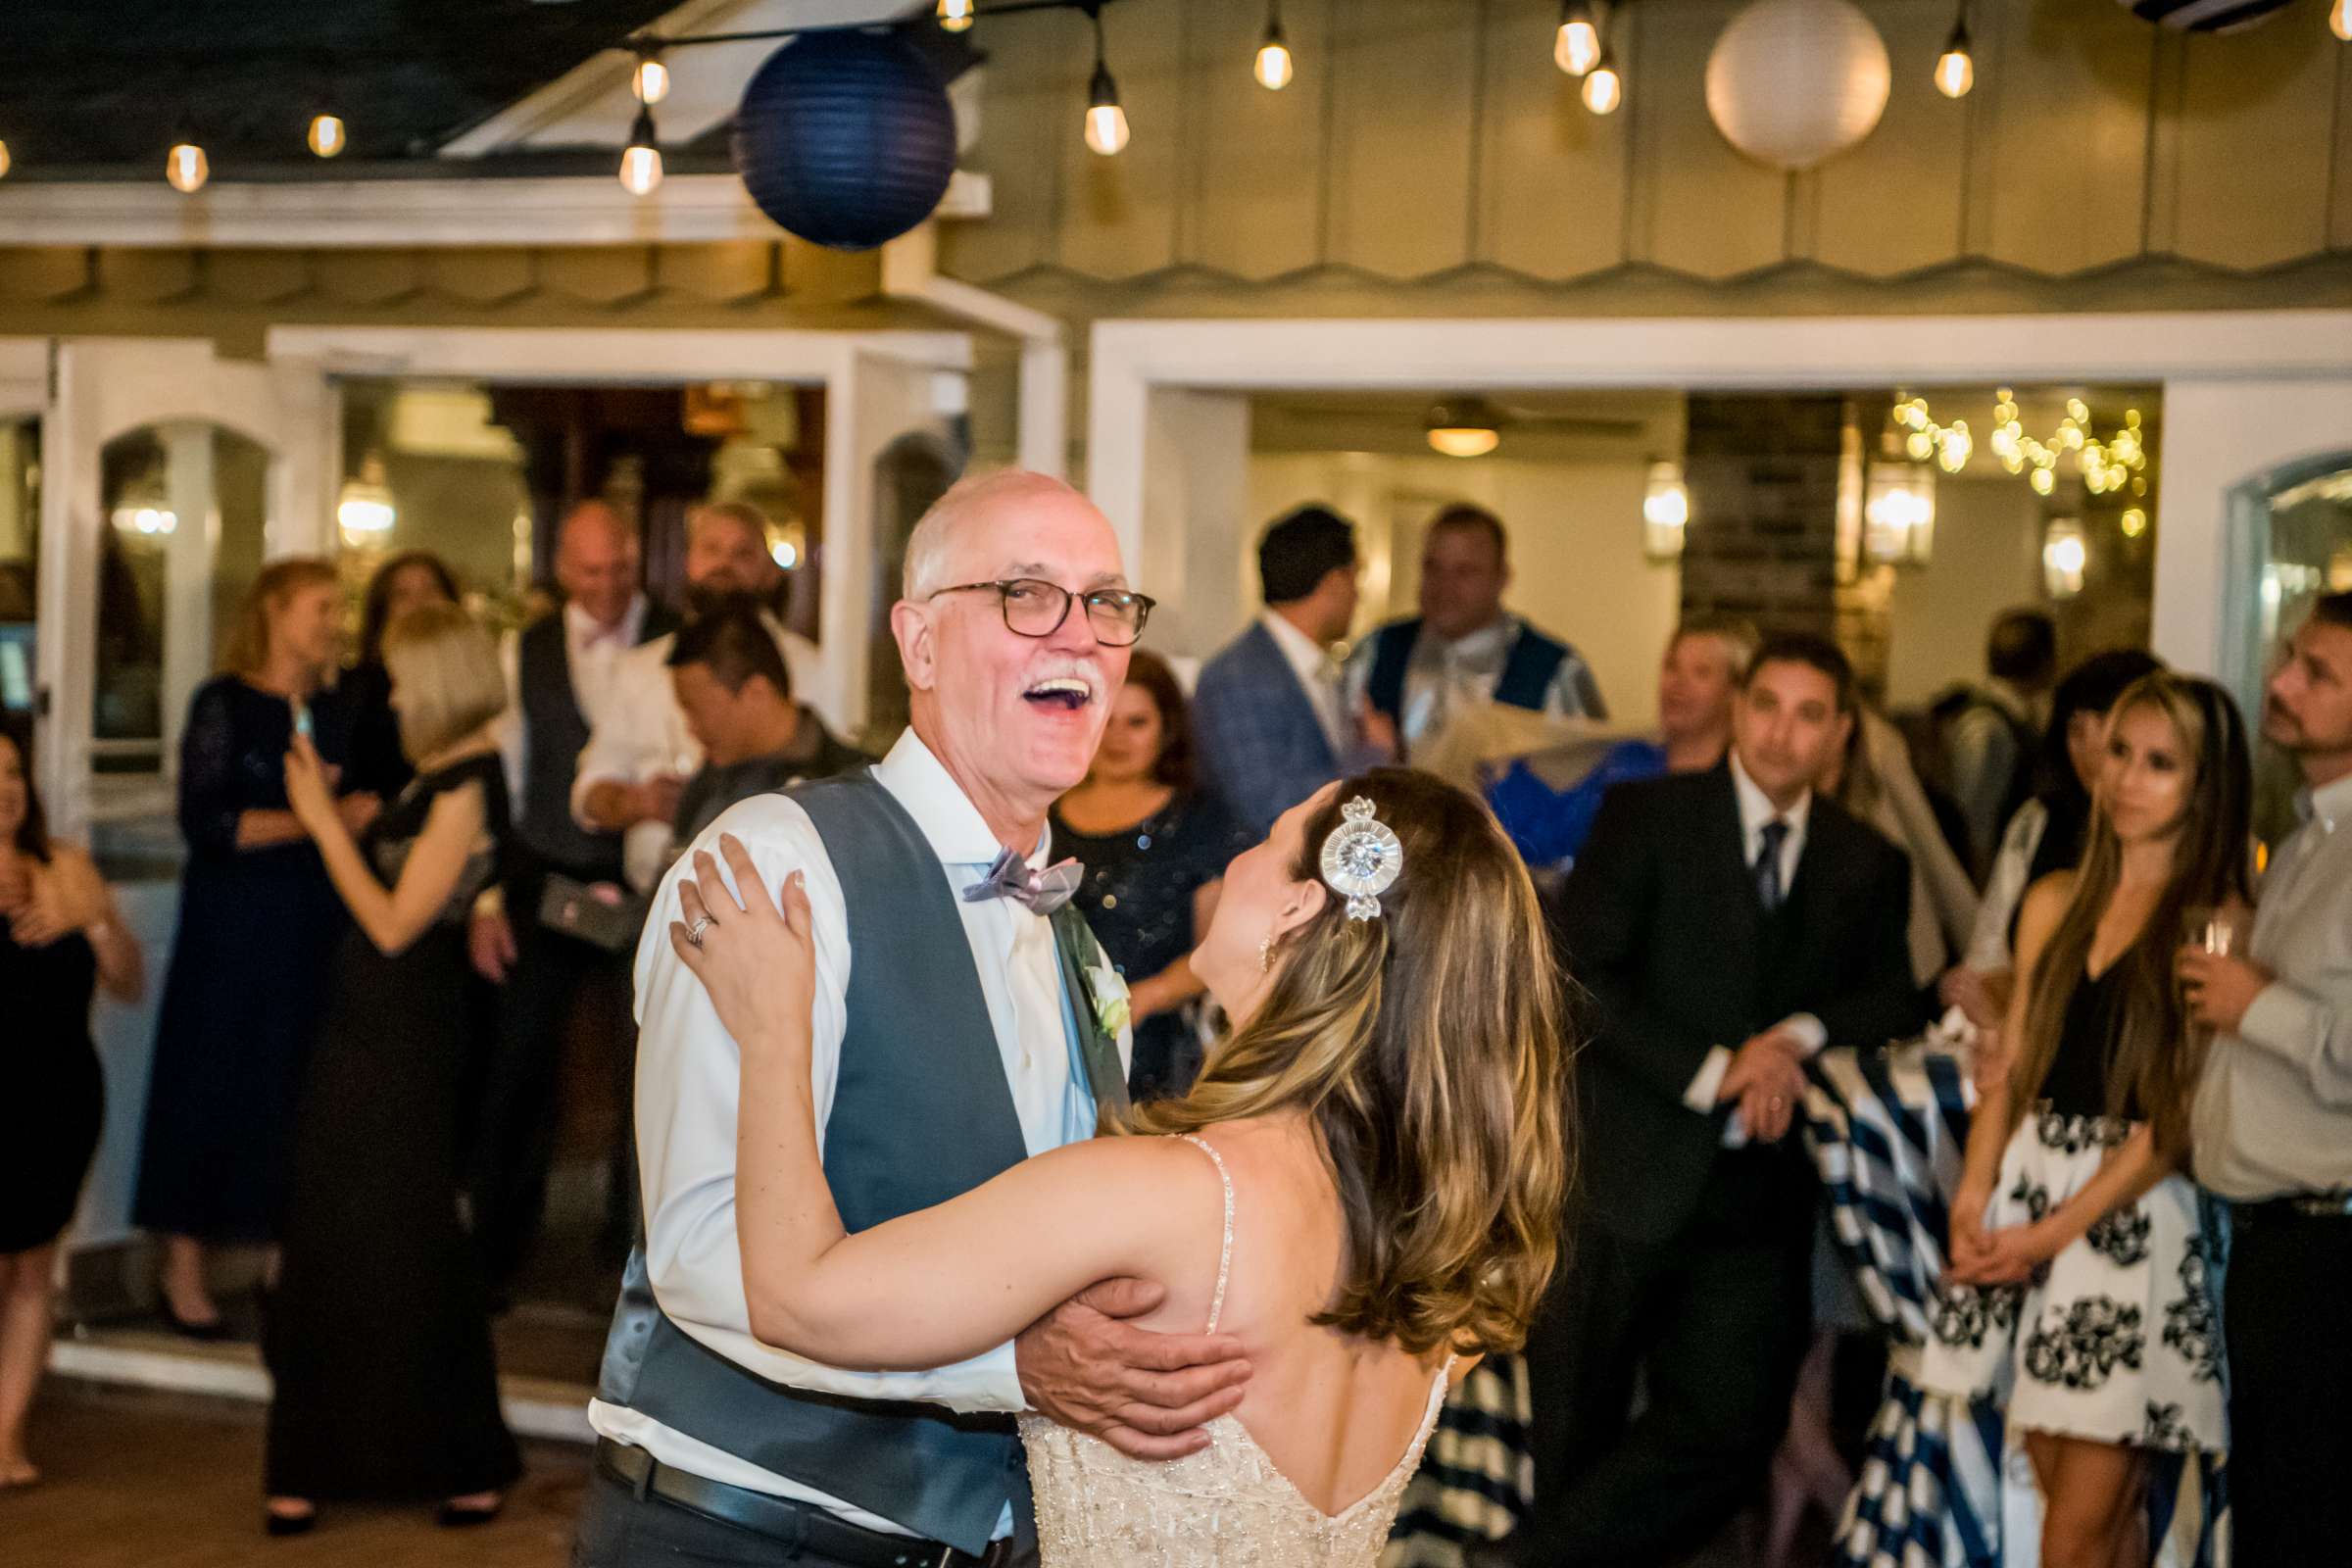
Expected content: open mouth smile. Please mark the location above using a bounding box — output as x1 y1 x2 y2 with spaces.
1024 677 1095 712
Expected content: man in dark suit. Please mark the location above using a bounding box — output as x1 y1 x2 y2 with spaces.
1193 505 1394 838
1491 632 1929 1567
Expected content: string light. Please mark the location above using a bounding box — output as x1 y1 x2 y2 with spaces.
0 138 11 181
1254 3 1293 91
2334 0 2352 43
1084 11 1129 156
1935 6 1973 99
307 109 347 159
631 48 671 105
1555 0 1601 76
618 106 662 195
937 0 977 32
166 133 209 194
1582 43 1622 115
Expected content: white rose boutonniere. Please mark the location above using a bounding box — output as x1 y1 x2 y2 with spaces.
1084 959 1132 1041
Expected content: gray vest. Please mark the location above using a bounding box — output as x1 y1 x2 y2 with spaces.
597 770 1129 1554
515 603 676 877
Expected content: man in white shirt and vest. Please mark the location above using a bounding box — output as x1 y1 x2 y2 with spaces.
469 501 679 1291
2183 590 2352 1568
576 470 1251 1568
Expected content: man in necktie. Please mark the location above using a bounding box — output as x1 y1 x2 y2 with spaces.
578 471 1249 1568
1484 633 1928 1567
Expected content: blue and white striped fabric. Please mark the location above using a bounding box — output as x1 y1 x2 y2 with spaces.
1803 1038 2233 1568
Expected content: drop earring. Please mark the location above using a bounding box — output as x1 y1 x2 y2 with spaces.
1257 933 1276 974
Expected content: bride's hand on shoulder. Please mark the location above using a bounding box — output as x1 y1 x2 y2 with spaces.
670 833 816 1062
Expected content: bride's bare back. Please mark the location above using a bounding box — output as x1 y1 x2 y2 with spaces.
1115 1115 1457 1519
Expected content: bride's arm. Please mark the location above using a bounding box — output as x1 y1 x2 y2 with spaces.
674 836 1221 1374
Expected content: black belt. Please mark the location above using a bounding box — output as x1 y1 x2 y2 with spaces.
594 1438 1012 1568
2230 1192 2352 1224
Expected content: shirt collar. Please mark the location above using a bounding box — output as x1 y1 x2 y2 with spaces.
1729 750 1811 841
1259 608 1334 683
565 593 646 649
874 728 1051 869
1421 613 1517 658
2297 769 2352 834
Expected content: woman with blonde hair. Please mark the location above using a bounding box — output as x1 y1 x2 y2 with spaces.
1923 673 2249 1568
672 767 1570 1564
132 557 368 1337
261 602 520 1534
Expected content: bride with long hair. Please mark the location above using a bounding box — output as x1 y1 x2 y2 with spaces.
671 766 1570 1564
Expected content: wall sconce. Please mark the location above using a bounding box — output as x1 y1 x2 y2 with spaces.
1642 460 1689 561
336 455 397 545
2042 517 2086 600
1426 396 1503 459
1862 461 1935 568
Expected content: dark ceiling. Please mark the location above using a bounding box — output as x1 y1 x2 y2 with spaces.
0 0 704 174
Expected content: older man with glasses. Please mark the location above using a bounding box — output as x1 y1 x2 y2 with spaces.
577 469 1240 1568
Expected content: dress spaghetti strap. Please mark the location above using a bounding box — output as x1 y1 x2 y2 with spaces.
1175 1134 1235 1335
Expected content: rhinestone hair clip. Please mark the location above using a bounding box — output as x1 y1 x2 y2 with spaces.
1320 797 1403 921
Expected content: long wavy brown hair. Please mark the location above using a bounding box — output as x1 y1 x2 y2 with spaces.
2009 673 2252 1156
1127 768 1573 1356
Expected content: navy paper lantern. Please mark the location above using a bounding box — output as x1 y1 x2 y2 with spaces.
2118 0 2290 31
733 29 957 252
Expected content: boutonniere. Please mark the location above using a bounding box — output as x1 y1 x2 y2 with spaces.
1079 956 1132 1041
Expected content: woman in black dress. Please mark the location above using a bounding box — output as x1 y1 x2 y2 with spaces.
132 558 371 1336
0 720 143 1490
264 601 520 1533
343 550 462 800
1052 650 1247 1101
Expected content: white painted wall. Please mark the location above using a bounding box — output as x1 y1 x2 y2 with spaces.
2154 377 2352 677
1885 476 2045 710
1246 450 1681 728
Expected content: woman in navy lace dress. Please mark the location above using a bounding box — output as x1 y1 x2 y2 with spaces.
1053 652 1248 1100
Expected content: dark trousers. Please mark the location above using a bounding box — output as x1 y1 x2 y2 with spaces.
572 1463 1038 1568
2223 1209 2352 1568
1512 1150 1814 1566
468 872 637 1289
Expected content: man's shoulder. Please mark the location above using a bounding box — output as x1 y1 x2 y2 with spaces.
1198 622 1275 688
1808 790 1909 878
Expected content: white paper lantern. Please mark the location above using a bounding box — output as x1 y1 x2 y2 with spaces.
1705 0 1891 172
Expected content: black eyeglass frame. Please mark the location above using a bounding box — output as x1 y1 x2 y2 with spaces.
927 578 1157 647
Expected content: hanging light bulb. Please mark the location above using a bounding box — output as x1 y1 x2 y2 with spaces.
1936 8 1974 99
1254 4 1293 90
0 138 11 181
166 135 209 194
937 0 976 31
307 110 347 159
1582 46 1622 115
618 106 662 196
1084 13 1129 156
631 48 670 105
1555 0 1601 76
2334 0 2352 43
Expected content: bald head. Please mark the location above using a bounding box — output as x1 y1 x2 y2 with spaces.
556 502 638 628
903 470 1111 601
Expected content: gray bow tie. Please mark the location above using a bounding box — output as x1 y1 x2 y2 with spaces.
963 847 1082 916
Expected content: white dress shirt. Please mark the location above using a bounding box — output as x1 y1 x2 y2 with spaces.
1682 752 1828 1144
2193 769 2352 1200
493 595 651 817
569 612 825 890
586 729 1128 1539
1259 608 1347 756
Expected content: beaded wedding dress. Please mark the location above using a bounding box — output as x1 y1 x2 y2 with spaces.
1018 1137 1452 1566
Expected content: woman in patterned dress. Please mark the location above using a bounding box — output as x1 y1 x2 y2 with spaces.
1923 673 2248 1568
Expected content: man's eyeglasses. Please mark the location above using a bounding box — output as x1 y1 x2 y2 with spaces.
928 579 1155 648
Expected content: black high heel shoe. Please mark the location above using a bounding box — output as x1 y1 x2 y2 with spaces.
435 1497 504 1529
159 1299 231 1343
263 1503 317 1538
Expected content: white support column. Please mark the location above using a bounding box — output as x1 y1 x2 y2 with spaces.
160 421 217 772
